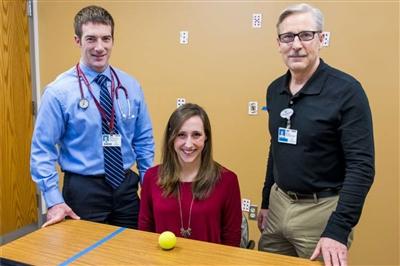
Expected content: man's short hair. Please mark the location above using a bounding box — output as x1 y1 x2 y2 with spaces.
74 5 114 39
276 3 324 33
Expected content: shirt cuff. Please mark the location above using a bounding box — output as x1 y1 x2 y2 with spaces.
321 216 352 245
137 158 153 183
43 188 64 209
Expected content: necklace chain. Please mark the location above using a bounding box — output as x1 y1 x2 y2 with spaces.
177 184 194 238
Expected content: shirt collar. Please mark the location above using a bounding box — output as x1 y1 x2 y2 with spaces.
78 61 112 84
279 58 327 96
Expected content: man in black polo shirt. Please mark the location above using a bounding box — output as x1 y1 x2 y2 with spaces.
257 3 374 266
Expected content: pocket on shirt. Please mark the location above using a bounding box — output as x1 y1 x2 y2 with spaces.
120 100 139 126
118 101 140 141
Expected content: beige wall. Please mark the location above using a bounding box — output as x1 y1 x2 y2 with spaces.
38 1 399 265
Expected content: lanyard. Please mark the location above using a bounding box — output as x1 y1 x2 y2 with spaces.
76 64 117 133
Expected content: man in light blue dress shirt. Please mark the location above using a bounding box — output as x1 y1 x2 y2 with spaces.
30 5 154 229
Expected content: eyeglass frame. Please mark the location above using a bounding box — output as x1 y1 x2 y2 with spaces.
278 31 322 43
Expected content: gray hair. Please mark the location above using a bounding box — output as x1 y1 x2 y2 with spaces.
276 3 324 33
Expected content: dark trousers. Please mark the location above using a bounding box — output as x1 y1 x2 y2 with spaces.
62 169 140 229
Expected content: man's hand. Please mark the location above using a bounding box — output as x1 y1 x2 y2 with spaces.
310 237 348 266
42 203 80 228
257 208 269 232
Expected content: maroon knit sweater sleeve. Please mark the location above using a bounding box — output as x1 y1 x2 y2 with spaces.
220 169 242 246
138 166 158 232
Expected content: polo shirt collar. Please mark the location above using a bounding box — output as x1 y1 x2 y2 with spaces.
279 58 327 96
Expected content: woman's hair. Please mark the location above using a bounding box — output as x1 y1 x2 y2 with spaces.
158 103 221 200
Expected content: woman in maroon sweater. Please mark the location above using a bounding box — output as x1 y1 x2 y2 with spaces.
139 103 242 246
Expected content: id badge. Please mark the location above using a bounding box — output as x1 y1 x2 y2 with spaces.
278 127 297 145
102 134 122 147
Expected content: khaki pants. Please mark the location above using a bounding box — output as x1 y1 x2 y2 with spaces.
258 183 352 259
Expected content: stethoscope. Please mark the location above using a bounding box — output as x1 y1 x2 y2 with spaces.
76 64 133 121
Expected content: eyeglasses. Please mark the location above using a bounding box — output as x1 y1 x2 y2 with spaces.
278 31 321 43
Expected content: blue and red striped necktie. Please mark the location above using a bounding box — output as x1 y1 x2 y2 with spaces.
94 74 125 189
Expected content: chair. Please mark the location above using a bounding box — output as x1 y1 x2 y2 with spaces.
240 214 255 249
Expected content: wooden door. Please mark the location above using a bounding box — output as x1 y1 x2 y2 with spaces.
0 0 37 240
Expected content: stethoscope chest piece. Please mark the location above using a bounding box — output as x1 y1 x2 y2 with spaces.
79 98 89 109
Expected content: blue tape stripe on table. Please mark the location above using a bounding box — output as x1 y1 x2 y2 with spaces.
58 227 126 266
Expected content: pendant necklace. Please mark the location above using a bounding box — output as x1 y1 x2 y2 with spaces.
177 183 195 238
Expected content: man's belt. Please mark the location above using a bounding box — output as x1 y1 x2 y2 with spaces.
278 186 339 201
92 169 132 178
64 169 131 178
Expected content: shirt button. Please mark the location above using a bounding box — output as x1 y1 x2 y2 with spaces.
289 100 294 105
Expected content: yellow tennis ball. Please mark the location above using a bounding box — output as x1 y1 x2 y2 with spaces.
158 231 176 250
